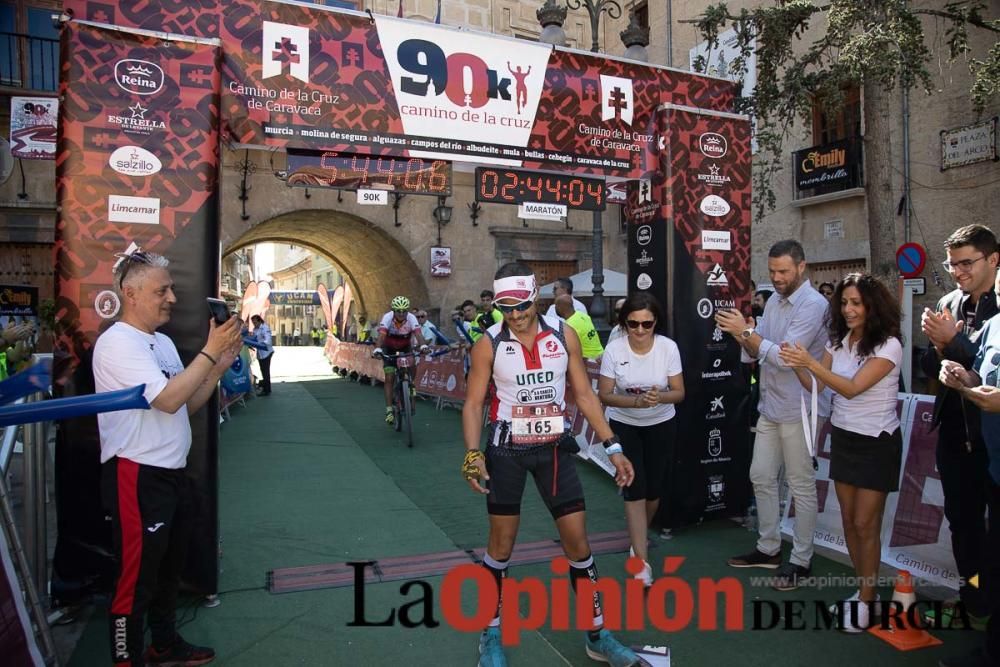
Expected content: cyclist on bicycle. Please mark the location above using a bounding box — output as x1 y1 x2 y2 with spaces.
373 296 429 425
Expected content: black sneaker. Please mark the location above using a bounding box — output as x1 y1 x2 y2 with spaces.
727 548 781 569
145 636 215 666
771 562 811 591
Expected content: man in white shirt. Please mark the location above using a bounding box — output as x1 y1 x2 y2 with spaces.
251 315 274 396
93 249 242 666
715 239 829 591
544 277 586 319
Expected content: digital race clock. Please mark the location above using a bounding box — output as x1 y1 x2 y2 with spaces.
286 149 452 195
475 167 606 211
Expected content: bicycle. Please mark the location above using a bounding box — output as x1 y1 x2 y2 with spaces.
376 348 451 448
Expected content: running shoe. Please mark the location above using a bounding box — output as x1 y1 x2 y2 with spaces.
584 628 640 666
145 636 215 666
385 407 394 425
478 627 507 667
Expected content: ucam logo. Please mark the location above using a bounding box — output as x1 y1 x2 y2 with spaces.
262 22 310 83
700 195 731 217
114 60 164 96
109 146 162 177
701 230 731 251
699 132 728 158
600 75 634 125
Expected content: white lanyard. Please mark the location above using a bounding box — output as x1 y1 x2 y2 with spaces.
799 373 818 458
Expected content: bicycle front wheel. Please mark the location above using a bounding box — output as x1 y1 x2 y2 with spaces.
400 378 414 447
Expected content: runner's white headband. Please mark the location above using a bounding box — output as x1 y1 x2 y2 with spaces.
493 275 536 303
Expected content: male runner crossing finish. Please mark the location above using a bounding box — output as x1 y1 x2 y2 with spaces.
461 262 640 667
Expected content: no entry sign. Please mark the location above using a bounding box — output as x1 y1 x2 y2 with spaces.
896 243 926 278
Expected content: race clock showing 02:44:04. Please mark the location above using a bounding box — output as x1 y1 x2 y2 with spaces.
474 167 606 211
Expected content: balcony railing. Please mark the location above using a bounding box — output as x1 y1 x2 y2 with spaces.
792 136 864 200
0 33 59 91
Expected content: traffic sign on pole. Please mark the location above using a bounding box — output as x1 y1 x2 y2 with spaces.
896 243 926 279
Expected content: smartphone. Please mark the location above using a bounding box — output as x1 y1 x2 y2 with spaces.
207 297 230 325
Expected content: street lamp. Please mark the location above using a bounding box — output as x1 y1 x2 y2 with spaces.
539 0 646 337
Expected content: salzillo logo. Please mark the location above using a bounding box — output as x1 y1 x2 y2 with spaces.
114 60 164 96
699 132 728 158
636 273 653 290
109 146 162 177
262 22 310 83
700 195 731 217
636 225 652 246
702 230 731 251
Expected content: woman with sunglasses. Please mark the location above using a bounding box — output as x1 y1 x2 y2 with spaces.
597 292 685 586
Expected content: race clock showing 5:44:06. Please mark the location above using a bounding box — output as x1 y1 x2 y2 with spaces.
475 167 606 211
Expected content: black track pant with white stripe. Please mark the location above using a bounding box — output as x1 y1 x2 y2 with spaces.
101 458 193 666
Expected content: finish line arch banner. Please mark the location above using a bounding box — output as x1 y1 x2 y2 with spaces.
54 21 221 594
219 0 737 178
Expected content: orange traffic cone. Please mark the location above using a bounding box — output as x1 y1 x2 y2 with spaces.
869 570 943 650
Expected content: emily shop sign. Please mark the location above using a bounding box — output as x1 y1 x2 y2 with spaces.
222 0 737 178
793 138 859 191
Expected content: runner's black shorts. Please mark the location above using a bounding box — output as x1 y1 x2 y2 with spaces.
484 424 585 519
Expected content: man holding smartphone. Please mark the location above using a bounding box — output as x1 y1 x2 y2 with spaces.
93 248 242 666
715 240 829 591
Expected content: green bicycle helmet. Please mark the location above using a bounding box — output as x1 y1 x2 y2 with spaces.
391 295 410 311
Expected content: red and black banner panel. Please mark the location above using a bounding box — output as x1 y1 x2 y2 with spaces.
53 22 221 595
218 0 736 178
629 104 753 524
62 1 222 39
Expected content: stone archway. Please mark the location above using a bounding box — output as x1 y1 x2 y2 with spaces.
225 209 429 320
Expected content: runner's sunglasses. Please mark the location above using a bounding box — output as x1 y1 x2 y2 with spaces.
496 301 533 314
115 250 153 288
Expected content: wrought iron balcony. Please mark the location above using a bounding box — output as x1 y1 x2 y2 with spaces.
0 32 59 91
792 135 864 200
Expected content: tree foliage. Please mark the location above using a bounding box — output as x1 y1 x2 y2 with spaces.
691 0 1000 223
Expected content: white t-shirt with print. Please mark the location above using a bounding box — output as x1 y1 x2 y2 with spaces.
93 322 192 468
600 335 683 427
828 334 902 438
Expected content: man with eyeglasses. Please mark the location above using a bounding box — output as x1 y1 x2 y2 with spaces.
461 262 640 667
93 248 243 666
920 224 999 631
417 310 451 346
373 296 429 425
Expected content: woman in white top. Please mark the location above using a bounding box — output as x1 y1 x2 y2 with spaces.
597 292 684 587
780 273 903 633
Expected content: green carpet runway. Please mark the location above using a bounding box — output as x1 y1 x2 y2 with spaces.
66 375 981 666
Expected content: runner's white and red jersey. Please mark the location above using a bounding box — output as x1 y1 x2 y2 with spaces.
487 314 569 423
378 311 420 351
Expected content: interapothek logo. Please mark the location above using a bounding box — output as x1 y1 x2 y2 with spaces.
262 22 310 83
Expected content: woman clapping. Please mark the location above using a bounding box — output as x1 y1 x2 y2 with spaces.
597 292 685 587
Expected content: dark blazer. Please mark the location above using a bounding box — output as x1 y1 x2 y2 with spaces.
919 288 999 444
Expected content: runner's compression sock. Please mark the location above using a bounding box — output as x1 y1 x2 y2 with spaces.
568 553 604 635
482 553 509 627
